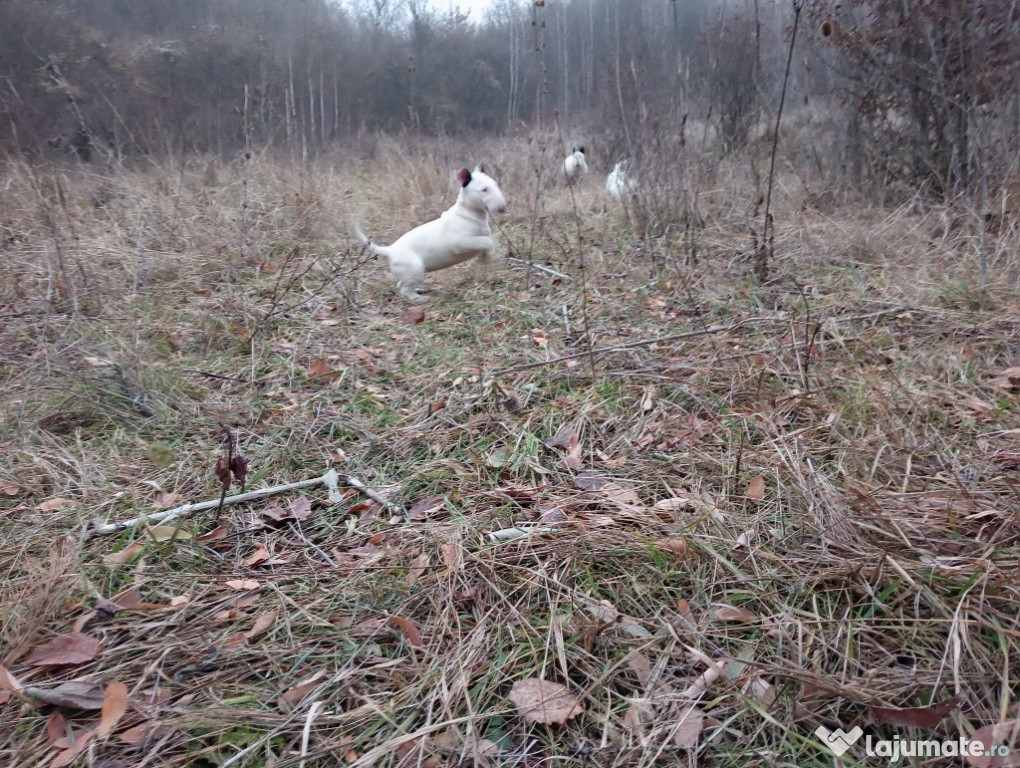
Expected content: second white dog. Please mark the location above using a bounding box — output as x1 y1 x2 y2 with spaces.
563 146 589 185
355 165 507 301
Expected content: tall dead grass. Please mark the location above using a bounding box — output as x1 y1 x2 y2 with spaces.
1 136 1018 768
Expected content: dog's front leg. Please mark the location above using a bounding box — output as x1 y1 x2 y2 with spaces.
459 235 496 264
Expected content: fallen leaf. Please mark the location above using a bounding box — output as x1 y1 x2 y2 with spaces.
440 542 460 569
406 552 430 586
244 543 271 567
245 609 279 641
146 525 192 542
196 524 231 542
155 491 183 509
640 385 655 413
0 666 25 698
119 723 149 745
308 357 341 382
387 616 423 647
223 579 261 591
0 480 20 495
26 681 105 709
508 678 583 724
992 366 1020 391
967 718 1020 767
485 446 510 468
626 651 652 686
45 712 66 744
745 475 766 501
103 542 145 566
401 306 426 325
866 696 959 729
546 426 579 452
289 496 314 521
37 497 75 513
96 681 128 738
27 633 103 668
50 729 95 768
278 670 329 709
111 586 165 611
672 704 706 748
654 538 692 558
574 470 607 491
714 605 758 623
408 495 445 521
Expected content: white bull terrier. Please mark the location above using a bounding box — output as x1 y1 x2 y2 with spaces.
563 146 588 185
355 165 508 302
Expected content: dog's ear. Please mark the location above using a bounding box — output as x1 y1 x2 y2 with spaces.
473 164 485 175
579 146 585 154
457 168 472 187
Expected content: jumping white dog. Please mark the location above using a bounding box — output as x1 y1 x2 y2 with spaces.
605 160 637 200
355 165 508 302
563 146 588 185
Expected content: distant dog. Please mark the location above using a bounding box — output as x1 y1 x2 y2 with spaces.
563 147 588 185
605 160 637 200
355 165 508 302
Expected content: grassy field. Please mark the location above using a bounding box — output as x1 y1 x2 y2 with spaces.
1 135 1019 768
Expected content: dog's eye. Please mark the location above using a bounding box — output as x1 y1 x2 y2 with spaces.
481 187 489 192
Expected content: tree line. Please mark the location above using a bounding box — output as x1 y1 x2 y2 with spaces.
1 0 1016 199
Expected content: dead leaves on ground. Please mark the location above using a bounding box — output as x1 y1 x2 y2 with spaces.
509 678 584 724
27 633 103 668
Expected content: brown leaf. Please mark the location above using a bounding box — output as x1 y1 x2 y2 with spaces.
111 586 165 611
672 704 706 748
574 470 607 491
223 579 261 591
196 524 231 542
37 497 75 513
967 718 1020 767
308 357 341 382
992 366 1020 391
408 495 445 521
440 542 460 569
387 616 423 647
545 426 579 451
508 678 584 724
46 711 66 744
714 605 758 623
866 696 959 729
278 670 328 709
119 723 149 745
230 455 249 488
27 633 103 668
0 666 25 699
244 609 279 642
654 538 691 558
155 491 183 509
96 681 128 738
401 306 426 325
103 542 145 566
27 681 106 709
50 730 95 768
406 553 430 587
1 479 22 495
625 652 652 686
745 475 766 501
244 543 271 567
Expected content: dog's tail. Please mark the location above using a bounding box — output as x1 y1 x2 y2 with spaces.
352 221 389 262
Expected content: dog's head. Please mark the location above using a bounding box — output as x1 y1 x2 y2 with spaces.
457 166 507 215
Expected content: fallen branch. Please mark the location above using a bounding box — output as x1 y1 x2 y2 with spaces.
507 256 571 281
92 469 345 536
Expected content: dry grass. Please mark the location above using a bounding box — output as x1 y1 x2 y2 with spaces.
1 137 1019 768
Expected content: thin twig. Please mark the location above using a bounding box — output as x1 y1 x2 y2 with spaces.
491 320 748 377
